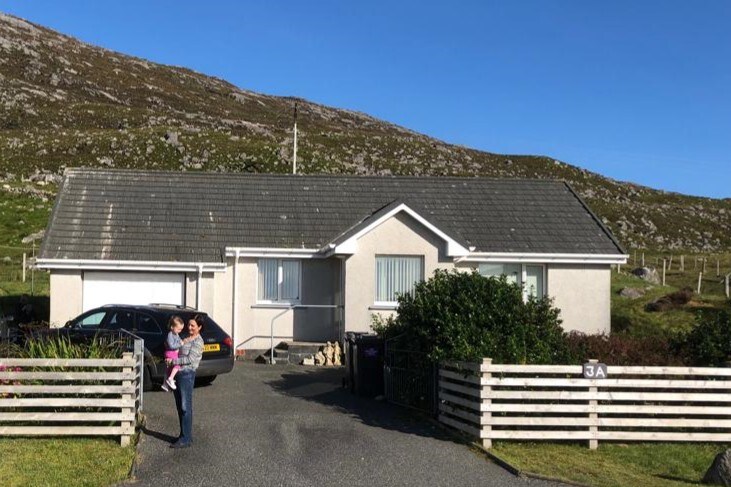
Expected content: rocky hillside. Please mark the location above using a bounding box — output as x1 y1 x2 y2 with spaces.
1 13 729 252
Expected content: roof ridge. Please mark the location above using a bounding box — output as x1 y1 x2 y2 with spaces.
64 167 566 184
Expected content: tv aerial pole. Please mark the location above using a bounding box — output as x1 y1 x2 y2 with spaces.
292 102 298 174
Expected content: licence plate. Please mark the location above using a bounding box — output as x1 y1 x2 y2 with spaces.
203 344 220 352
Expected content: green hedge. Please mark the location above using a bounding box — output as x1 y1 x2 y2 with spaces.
373 270 731 367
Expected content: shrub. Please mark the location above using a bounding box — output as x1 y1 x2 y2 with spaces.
377 269 568 364
676 310 731 366
564 332 685 366
645 287 694 312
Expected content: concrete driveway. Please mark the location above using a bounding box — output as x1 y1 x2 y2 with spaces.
127 363 562 486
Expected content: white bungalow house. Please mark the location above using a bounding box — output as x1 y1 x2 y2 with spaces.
37 169 627 355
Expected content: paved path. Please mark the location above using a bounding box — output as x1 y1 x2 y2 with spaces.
127 363 562 486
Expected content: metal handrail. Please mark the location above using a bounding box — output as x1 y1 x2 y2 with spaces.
269 304 343 364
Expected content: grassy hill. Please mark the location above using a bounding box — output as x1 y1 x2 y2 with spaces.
1 11 730 259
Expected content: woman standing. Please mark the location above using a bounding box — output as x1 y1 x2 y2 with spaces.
167 314 205 449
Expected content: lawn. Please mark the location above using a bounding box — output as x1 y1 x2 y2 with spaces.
0 437 135 487
492 442 725 487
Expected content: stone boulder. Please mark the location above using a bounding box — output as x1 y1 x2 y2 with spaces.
619 287 645 299
631 267 660 285
703 449 731 485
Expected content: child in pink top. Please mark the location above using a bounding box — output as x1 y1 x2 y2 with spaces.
161 316 185 392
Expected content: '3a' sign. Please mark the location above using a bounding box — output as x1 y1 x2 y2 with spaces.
583 362 608 379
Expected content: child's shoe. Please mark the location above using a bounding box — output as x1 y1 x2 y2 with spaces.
161 381 170 392
165 378 177 390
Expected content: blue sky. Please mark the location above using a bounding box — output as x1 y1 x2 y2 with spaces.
4 1 730 198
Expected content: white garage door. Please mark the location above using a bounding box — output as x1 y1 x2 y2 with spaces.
82 272 185 311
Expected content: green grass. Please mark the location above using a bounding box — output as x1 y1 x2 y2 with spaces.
0 186 52 318
0 437 135 487
492 442 724 487
610 262 731 337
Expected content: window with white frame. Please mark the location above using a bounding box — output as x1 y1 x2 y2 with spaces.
375 255 424 305
478 263 545 299
258 258 301 304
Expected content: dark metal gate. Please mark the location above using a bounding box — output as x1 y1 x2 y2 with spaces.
384 337 437 415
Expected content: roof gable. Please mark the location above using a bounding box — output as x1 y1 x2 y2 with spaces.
328 201 470 257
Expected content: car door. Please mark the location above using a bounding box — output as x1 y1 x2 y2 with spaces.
134 312 166 372
101 309 135 332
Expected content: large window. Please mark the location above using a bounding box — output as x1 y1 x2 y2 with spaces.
478 263 545 299
258 259 301 304
375 255 424 305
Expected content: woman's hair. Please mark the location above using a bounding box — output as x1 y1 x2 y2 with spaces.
168 315 184 330
192 314 205 331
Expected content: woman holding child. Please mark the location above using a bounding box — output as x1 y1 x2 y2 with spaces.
165 314 205 449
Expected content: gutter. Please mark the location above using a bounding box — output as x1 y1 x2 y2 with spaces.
224 247 321 259
455 252 629 265
36 258 227 273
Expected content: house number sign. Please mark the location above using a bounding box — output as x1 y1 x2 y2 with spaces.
583 362 608 379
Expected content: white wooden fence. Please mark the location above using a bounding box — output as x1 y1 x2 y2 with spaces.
439 359 731 449
0 352 140 446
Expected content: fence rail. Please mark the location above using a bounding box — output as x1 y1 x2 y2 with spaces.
438 359 731 449
0 352 140 445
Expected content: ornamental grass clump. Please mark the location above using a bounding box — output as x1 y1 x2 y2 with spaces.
22 333 126 360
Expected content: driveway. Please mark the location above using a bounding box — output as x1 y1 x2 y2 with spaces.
127 363 562 486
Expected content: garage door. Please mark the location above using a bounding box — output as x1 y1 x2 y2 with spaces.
82 271 185 311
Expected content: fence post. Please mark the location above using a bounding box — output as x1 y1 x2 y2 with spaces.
662 259 666 286
121 352 134 447
726 274 730 299
22 253 26 282
481 358 493 449
697 272 703 295
588 359 598 450
680 255 684 272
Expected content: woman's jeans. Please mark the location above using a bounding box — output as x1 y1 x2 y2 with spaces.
173 369 195 444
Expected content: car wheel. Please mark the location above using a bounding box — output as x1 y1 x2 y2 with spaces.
142 365 154 392
195 375 216 386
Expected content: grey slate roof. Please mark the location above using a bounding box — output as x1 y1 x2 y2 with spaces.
39 169 625 263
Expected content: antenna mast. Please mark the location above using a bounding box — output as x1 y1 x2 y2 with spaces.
292 102 298 174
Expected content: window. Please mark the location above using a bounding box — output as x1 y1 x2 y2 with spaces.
75 311 107 329
525 265 544 298
104 310 134 331
136 313 162 335
478 263 545 299
375 255 424 305
258 259 301 304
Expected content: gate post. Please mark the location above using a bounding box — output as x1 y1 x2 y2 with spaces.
588 359 599 450
481 358 493 449
121 352 134 447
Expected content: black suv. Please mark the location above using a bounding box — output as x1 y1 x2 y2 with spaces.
63 304 234 390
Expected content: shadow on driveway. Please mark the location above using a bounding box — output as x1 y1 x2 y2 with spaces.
265 366 461 444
